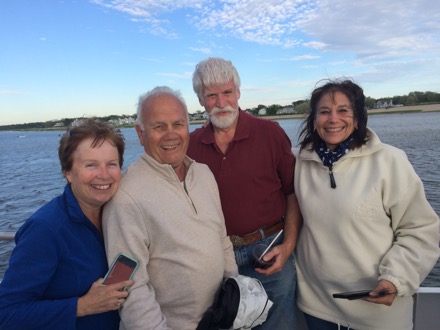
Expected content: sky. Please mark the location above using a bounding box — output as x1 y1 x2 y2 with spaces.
1 0 439 125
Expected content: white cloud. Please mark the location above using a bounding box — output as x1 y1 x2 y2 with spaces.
139 57 163 63
188 47 211 54
91 0 310 46
193 0 308 47
303 41 327 50
91 0 205 15
0 90 27 95
92 0 206 38
181 61 197 66
281 55 321 61
297 0 440 60
91 0 440 61
328 60 347 66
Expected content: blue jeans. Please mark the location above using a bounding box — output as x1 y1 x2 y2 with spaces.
304 314 352 330
234 234 297 330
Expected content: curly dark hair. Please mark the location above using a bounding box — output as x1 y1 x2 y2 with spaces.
298 79 369 151
58 118 125 176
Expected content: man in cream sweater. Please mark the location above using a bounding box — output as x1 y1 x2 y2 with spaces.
103 86 238 329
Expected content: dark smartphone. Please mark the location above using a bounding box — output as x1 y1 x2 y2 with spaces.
333 290 372 300
333 289 394 300
102 253 138 285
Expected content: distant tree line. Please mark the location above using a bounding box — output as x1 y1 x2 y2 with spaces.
0 114 136 131
245 91 440 116
1 91 439 131
381 91 440 107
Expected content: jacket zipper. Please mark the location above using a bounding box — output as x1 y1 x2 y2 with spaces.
183 180 198 213
329 165 337 189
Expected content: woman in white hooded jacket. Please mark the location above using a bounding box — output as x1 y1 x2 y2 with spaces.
294 79 439 330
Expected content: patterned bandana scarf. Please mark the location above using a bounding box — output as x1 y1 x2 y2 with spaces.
314 135 354 189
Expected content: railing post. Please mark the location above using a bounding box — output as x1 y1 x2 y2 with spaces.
0 232 15 242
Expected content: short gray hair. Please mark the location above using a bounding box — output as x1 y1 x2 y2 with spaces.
192 57 241 101
136 86 189 129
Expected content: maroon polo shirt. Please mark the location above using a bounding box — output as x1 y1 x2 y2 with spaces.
188 110 295 236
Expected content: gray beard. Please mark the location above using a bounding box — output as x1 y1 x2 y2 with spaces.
210 110 238 129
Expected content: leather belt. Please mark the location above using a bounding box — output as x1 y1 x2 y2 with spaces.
230 220 284 250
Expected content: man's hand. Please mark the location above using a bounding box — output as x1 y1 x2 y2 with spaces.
255 243 291 275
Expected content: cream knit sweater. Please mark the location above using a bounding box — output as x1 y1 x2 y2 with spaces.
294 128 439 330
103 153 238 329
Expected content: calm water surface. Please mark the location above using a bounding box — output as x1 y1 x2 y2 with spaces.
1 112 439 284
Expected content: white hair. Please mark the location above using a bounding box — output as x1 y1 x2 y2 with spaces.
136 86 189 129
192 57 241 101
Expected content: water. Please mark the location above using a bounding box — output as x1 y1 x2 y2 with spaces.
1 112 439 285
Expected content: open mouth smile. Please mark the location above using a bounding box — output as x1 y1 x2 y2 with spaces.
161 144 179 150
91 184 111 190
325 127 344 133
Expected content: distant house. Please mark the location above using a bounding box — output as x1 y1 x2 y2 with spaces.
71 118 85 127
375 100 393 108
108 117 135 126
53 122 64 127
276 106 295 115
258 108 267 116
190 111 206 120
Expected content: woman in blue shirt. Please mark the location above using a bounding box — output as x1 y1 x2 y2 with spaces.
0 119 133 329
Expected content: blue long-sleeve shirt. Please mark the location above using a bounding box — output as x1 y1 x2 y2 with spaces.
0 185 119 329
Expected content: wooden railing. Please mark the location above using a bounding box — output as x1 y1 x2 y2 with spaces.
0 232 15 242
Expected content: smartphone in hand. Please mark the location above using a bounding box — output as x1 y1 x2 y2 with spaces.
332 289 393 300
333 290 372 300
102 253 138 285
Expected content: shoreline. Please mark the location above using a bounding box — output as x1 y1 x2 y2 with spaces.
191 103 440 124
2 104 439 131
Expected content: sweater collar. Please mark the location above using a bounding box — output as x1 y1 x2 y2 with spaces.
140 152 195 181
298 127 384 163
314 134 354 169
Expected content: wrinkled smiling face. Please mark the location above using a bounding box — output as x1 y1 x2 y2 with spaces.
136 94 189 170
65 138 121 210
200 80 240 129
314 91 358 150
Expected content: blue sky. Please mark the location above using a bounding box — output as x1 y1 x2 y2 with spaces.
1 0 439 125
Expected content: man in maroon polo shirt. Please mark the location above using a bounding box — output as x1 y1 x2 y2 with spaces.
187 57 302 330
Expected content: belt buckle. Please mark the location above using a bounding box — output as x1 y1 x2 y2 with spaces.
230 235 244 249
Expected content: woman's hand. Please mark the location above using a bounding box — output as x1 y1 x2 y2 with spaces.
365 280 397 306
77 278 134 317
